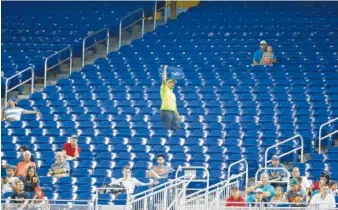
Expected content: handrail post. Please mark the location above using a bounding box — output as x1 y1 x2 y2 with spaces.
142 10 145 38
4 67 35 107
45 46 72 88
119 20 122 48
82 37 86 68
318 117 338 154
106 29 110 54
227 159 249 190
154 1 157 30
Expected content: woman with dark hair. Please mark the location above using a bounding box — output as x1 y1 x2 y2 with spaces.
313 171 330 191
23 166 39 193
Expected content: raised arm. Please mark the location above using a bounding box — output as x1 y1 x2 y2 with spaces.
162 65 168 85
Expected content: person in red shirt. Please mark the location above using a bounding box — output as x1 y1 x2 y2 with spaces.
313 171 330 191
62 135 81 160
225 185 246 207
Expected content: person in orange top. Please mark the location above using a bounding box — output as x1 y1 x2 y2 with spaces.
14 151 36 177
225 185 246 207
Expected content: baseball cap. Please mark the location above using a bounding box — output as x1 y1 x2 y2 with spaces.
260 40 267 45
231 185 239 190
290 178 298 186
272 155 279 161
8 97 17 102
255 188 264 194
166 78 176 84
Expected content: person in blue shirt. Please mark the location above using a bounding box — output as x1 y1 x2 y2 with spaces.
246 173 276 203
253 40 268 65
267 155 286 181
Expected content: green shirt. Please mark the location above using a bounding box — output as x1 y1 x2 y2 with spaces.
160 84 178 113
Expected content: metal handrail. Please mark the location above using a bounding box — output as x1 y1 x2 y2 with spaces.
318 117 338 154
44 46 72 87
227 159 249 191
5 67 34 106
154 0 178 28
119 8 145 48
264 134 304 168
255 167 291 185
82 27 110 67
167 175 195 210
95 187 128 209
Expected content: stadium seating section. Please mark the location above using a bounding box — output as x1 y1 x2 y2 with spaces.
1 1 338 205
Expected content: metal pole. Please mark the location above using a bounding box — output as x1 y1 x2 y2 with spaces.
142 10 145 38
82 38 86 68
44 58 48 88
154 1 157 30
31 68 34 95
106 29 110 54
69 49 73 76
5 79 9 107
119 20 122 48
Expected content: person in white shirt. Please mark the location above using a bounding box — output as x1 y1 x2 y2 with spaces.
287 167 311 192
114 166 159 194
329 181 338 196
1 98 40 121
310 184 336 209
1 166 19 195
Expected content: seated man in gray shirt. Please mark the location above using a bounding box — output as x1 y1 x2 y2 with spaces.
47 152 70 178
148 154 174 180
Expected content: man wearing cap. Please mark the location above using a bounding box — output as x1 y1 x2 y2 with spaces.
287 167 311 195
225 185 246 207
253 40 268 65
246 173 275 203
62 135 81 160
1 97 41 122
285 178 306 202
290 191 307 208
267 155 286 182
160 65 181 131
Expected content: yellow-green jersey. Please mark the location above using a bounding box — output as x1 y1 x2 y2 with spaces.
160 84 178 114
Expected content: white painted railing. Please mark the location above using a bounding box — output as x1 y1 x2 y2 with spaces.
265 134 304 168
227 159 249 191
318 117 338 154
119 8 145 48
255 167 291 185
1 199 94 210
82 27 110 67
44 46 72 87
4 67 34 106
126 175 194 210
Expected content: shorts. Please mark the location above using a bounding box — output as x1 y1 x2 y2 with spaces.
160 110 180 131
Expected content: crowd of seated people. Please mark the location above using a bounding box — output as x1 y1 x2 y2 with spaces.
226 166 337 209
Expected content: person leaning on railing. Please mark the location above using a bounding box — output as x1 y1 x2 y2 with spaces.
246 173 276 203
5 181 30 210
1 97 41 122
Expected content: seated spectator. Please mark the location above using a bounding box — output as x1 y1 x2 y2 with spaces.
1 97 41 122
1 166 19 195
29 187 48 208
313 171 330 191
261 45 277 66
62 135 81 160
253 40 267 65
14 151 36 177
246 173 275 202
225 185 246 207
267 155 286 181
310 184 336 209
285 178 306 202
248 188 269 207
290 192 307 208
271 186 286 203
113 166 159 194
5 181 30 210
18 145 36 163
329 181 338 196
23 166 39 193
313 179 326 195
288 167 311 194
47 152 70 178
148 154 174 180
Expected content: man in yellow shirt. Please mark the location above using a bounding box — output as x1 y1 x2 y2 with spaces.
160 65 181 131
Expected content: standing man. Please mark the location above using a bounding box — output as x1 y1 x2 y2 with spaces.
160 65 181 131
1 97 40 121
253 40 268 65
